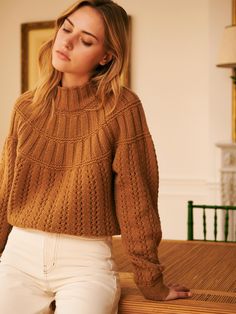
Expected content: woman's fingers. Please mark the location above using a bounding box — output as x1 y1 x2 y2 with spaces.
164 286 192 301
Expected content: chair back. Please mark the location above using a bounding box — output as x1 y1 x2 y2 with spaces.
188 200 236 241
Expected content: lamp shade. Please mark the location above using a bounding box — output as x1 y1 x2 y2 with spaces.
216 25 236 68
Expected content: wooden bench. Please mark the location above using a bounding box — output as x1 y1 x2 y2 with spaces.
112 237 236 314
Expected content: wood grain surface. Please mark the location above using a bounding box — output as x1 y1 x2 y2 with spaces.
112 237 236 313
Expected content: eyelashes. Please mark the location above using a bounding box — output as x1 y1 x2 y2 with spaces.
62 28 70 33
82 40 92 47
62 28 93 46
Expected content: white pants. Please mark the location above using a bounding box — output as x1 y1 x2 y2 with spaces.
0 226 121 314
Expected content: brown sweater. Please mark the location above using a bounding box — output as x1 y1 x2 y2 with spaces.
0 81 169 300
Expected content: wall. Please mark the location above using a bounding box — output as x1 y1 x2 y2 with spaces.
0 0 232 239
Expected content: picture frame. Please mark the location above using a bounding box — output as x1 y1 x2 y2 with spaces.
21 18 131 93
21 21 55 93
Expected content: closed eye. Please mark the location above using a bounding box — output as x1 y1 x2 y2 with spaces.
62 28 71 33
82 40 92 47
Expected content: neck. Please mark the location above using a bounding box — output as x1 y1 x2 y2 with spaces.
61 73 90 88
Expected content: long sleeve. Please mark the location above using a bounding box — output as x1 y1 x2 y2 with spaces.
0 106 19 253
112 97 169 301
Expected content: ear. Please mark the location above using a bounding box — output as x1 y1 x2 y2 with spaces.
99 52 113 66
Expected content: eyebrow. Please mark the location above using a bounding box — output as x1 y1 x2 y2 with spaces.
65 17 98 41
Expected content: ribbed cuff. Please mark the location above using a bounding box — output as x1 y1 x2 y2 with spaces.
137 277 170 301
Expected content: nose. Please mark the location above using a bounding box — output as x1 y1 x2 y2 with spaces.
63 39 73 50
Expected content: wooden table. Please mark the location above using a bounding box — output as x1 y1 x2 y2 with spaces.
112 238 236 314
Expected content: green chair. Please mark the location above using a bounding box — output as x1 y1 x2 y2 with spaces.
187 200 236 242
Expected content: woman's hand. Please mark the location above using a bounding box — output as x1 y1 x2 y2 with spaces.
164 284 192 301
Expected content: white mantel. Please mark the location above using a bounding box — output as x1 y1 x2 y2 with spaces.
216 142 236 241
216 142 236 205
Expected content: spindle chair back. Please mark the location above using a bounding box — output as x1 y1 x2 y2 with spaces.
187 200 236 242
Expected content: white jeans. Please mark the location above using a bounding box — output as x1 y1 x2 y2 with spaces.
0 226 121 314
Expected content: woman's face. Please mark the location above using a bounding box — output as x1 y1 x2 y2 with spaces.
52 6 109 86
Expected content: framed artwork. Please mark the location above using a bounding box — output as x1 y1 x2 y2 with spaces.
21 21 55 93
21 18 131 93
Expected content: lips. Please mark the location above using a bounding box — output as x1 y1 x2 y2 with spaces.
56 50 71 61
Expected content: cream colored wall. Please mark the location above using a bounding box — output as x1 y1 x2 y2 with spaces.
0 0 232 239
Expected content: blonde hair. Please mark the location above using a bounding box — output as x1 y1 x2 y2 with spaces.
18 0 130 118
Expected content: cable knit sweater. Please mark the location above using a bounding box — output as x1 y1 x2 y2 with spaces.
0 81 169 300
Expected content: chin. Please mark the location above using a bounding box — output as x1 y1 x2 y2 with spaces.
52 59 66 73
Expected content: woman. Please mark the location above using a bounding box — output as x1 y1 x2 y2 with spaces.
0 0 191 313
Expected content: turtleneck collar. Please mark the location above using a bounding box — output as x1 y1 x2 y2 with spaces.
54 80 98 112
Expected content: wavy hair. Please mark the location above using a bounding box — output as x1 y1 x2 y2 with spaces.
18 0 130 118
